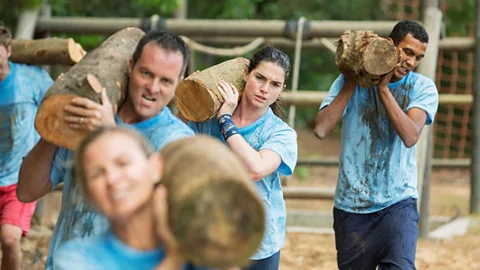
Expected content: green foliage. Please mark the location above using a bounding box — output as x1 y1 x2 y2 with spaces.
294 166 309 182
443 0 475 36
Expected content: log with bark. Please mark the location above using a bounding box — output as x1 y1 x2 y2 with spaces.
159 135 265 269
175 57 249 122
34 27 145 150
335 30 399 88
10 38 86 66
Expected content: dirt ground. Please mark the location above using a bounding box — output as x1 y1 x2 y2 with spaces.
17 128 480 269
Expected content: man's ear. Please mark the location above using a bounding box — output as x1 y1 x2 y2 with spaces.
244 67 249 81
6 45 11 58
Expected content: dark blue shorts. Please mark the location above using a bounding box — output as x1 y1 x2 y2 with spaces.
333 198 419 270
242 251 280 270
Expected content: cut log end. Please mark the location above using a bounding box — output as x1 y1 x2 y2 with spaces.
35 94 90 150
175 79 219 122
363 39 398 75
86 73 103 93
67 38 86 63
175 181 265 268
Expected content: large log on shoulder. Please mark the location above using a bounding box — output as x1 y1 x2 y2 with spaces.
35 27 145 150
10 37 86 66
159 135 265 269
175 57 249 122
336 30 399 88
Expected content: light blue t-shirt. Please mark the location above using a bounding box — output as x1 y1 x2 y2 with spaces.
320 72 439 214
53 230 165 270
45 107 194 270
0 62 53 187
188 108 298 260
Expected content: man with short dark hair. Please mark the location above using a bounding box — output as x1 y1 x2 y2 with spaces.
0 23 53 270
314 20 438 269
17 30 194 270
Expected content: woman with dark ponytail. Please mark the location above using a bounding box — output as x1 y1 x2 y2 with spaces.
188 47 298 270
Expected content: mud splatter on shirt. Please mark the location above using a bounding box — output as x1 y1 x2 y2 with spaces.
320 72 438 213
0 62 53 187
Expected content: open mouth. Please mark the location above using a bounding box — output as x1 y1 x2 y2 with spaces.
255 95 267 101
399 66 409 74
142 95 156 102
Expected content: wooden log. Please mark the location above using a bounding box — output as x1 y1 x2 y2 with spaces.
175 57 249 122
34 27 145 150
335 30 399 88
10 38 86 66
159 135 265 269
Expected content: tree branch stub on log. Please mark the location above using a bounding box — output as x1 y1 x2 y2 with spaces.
35 27 145 150
10 37 86 66
175 57 249 122
159 135 265 269
335 30 398 88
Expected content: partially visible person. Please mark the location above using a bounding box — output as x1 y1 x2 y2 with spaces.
17 30 194 269
0 23 53 270
314 20 438 270
188 47 298 270
53 126 190 270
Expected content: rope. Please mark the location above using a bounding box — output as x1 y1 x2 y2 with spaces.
181 36 265 57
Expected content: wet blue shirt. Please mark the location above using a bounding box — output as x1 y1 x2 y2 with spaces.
188 108 298 260
320 72 438 214
45 107 194 269
0 62 53 187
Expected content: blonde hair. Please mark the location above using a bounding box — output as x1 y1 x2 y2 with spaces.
74 126 155 199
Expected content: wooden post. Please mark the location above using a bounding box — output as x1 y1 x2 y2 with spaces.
416 6 442 238
14 8 39 39
471 0 480 214
287 17 306 128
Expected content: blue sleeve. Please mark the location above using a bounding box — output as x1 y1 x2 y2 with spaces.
53 242 98 270
34 67 53 105
406 77 439 125
259 125 298 176
319 74 348 114
50 147 70 189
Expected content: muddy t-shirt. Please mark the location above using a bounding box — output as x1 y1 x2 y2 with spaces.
45 107 194 270
188 107 298 260
320 72 438 214
0 62 53 187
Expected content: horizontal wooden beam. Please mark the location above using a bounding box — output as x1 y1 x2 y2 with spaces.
281 91 473 107
282 187 335 200
36 17 400 38
189 36 474 52
297 157 470 168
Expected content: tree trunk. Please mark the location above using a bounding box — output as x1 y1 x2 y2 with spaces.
159 135 265 269
10 38 86 66
35 27 145 150
175 57 249 122
335 30 399 88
